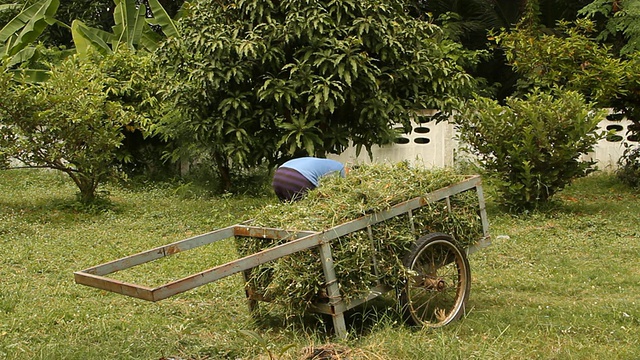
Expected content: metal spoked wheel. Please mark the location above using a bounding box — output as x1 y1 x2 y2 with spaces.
400 232 471 328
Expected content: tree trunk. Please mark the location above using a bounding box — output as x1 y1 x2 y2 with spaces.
213 151 232 192
78 185 96 204
66 170 97 204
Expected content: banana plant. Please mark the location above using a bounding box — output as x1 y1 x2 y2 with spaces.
0 0 179 80
72 0 181 58
0 4 21 12
0 0 59 57
0 0 61 80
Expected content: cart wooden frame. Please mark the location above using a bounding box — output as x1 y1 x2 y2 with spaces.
74 175 491 338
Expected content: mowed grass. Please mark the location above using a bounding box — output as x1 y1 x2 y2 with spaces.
0 169 638 359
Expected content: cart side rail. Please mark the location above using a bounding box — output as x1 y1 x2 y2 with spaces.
79 226 236 277
74 175 488 302
74 225 320 301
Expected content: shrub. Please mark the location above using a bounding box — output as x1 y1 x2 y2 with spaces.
97 49 178 180
617 145 640 188
455 90 606 210
0 54 138 203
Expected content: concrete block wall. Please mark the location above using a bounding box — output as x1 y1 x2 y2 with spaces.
328 111 639 171
582 118 636 171
328 110 457 168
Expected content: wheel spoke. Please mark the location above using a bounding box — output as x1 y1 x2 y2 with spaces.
401 234 471 328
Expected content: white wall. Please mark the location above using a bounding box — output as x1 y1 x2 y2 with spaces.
328 112 638 172
328 111 458 168
582 118 635 171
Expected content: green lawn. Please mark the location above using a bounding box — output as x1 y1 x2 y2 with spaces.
0 169 638 359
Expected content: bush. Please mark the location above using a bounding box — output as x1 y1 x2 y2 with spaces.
0 54 138 203
97 49 179 180
617 145 640 188
154 0 482 191
455 90 606 210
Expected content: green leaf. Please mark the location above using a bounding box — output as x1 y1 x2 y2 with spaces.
140 27 161 52
0 4 21 12
238 330 268 347
7 45 36 67
0 0 59 56
112 0 147 51
71 20 113 58
9 68 50 82
146 0 180 38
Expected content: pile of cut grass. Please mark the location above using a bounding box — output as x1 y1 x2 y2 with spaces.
236 162 485 314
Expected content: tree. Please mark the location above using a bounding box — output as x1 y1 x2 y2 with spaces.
41 0 114 48
494 18 640 174
410 0 594 99
0 0 61 81
579 0 640 56
473 7 640 192
154 0 482 191
0 53 139 203
0 0 185 48
0 0 182 80
0 0 183 188
492 20 626 103
68 0 183 178
71 0 181 57
578 0 640 186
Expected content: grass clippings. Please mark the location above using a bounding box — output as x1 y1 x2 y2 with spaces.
300 343 352 360
236 162 485 314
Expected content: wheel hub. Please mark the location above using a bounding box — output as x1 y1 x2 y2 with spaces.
421 276 447 291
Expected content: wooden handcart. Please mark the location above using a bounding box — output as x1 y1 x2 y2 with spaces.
74 175 490 338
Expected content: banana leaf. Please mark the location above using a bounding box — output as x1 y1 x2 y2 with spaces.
140 27 162 52
0 4 21 12
112 0 146 51
71 19 113 58
0 0 59 56
146 0 180 38
9 68 50 82
7 45 36 67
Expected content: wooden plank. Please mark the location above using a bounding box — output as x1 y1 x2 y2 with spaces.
78 226 236 276
149 231 324 301
73 272 155 301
